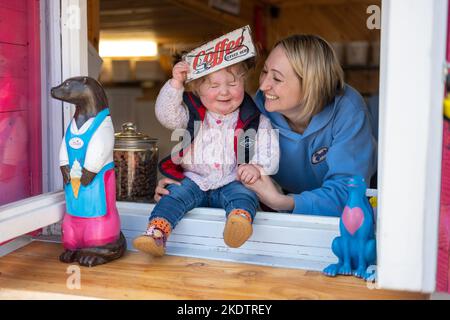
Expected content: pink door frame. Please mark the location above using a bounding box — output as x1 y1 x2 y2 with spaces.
0 0 42 196
436 0 450 294
0 0 42 245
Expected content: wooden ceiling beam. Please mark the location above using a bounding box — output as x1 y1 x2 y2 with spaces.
100 0 162 11
99 28 222 45
100 22 224 35
100 6 176 16
101 17 220 29
100 12 194 24
260 0 379 5
166 0 249 29
88 0 100 50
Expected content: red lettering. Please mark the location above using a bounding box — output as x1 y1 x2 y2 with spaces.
193 50 205 70
226 40 236 55
235 35 244 49
204 51 214 68
214 38 228 66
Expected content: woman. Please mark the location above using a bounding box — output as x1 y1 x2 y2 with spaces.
155 34 377 217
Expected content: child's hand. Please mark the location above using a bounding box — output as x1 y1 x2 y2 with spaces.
238 164 261 185
170 61 190 89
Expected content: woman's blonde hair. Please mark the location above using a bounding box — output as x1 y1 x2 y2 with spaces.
186 58 255 96
275 35 344 125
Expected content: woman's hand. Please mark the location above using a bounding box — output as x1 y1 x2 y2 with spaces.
243 174 295 212
154 178 181 202
237 164 261 184
170 61 190 89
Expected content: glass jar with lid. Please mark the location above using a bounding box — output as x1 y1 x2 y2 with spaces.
114 122 158 203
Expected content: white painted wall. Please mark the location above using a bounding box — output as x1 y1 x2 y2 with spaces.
377 0 447 293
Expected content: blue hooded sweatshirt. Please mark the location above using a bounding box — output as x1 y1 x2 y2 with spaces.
254 85 377 216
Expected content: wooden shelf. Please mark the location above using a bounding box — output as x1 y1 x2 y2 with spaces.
0 242 427 300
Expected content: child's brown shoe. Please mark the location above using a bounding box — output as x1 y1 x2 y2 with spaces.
133 231 166 257
223 209 253 248
133 218 171 257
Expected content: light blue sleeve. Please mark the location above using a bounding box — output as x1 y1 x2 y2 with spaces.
292 97 377 216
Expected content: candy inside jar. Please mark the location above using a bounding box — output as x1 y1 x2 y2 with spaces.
114 122 158 203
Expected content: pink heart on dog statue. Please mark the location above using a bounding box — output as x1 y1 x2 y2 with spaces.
342 206 365 235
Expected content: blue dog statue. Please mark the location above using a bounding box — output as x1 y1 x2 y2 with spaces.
323 176 376 280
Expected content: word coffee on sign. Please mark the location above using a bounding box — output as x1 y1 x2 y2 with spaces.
184 25 256 82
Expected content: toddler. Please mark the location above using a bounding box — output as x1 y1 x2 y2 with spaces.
133 57 279 257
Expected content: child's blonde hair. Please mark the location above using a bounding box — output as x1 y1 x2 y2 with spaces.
185 58 255 97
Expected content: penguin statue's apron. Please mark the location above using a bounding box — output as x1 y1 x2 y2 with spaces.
64 108 114 218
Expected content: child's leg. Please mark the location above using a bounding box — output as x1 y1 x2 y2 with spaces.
150 178 207 228
133 178 206 256
214 181 259 248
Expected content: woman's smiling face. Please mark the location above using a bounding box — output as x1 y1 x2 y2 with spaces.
259 45 303 117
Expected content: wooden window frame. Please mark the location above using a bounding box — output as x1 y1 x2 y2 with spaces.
40 0 63 193
376 0 447 293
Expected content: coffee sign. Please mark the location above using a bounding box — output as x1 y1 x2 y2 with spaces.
184 25 256 82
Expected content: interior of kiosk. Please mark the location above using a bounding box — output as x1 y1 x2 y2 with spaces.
75 0 382 272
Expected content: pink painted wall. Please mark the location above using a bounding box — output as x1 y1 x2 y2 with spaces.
0 0 41 206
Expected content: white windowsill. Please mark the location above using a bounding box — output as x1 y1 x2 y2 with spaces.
0 192 341 271
117 202 340 271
